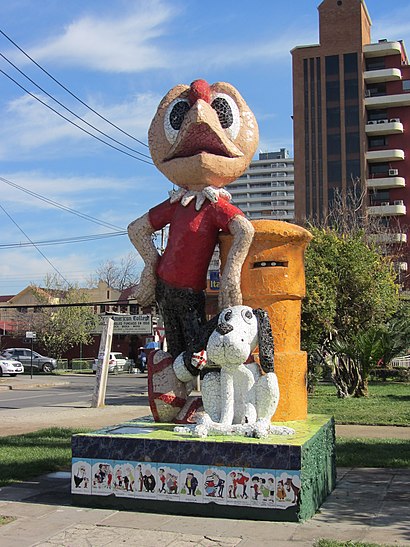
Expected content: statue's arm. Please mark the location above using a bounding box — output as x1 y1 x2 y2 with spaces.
218 215 254 310
127 213 159 306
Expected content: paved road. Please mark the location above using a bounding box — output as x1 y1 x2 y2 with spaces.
0 374 149 409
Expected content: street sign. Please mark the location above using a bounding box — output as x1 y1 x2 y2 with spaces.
25 331 36 339
92 315 152 334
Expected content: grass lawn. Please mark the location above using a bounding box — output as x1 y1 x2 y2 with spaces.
0 427 88 487
336 437 409 468
308 382 410 426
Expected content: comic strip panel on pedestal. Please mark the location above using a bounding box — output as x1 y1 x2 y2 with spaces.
225 468 252 506
91 460 114 496
156 464 181 501
275 471 301 509
112 461 137 498
179 465 204 503
202 467 227 504
247 468 276 508
134 462 158 499
71 458 92 495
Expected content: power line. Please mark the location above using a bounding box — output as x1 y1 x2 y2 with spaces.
0 28 149 149
0 69 154 165
0 230 126 249
0 175 124 231
0 202 71 287
0 52 152 160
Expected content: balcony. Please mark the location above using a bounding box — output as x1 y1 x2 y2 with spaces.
364 68 402 83
365 94 410 109
367 203 407 216
366 176 405 190
364 41 403 58
369 233 407 244
366 149 404 163
365 119 403 135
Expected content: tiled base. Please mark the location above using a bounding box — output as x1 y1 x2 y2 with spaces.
71 414 336 522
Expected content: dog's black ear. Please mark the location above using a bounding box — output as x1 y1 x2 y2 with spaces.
252 308 274 373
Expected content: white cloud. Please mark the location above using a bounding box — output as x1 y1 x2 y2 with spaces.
0 91 158 160
25 1 175 73
5 1 317 75
0 171 137 208
371 7 410 45
0 249 95 291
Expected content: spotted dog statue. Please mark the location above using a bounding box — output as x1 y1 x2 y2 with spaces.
174 306 295 438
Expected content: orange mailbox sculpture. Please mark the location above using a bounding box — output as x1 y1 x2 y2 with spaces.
220 220 312 422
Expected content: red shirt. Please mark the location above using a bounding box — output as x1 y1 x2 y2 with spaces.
149 197 243 291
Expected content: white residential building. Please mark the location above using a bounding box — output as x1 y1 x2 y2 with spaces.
229 149 295 221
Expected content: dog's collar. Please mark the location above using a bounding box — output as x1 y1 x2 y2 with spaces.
168 186 232 211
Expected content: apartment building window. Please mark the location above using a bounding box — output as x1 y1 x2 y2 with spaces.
368 110 388 122
326 80 340 102
344 52 358 74
346 159 360 183
369 163 390 176
346 132 360 154
345 105 359 127
344 78 358 100
328 161 341 183
327 133 341 155
370 191 390 204
368 136 388 148
327 107 340 128
325 55 339 76
366 58 385 71
367 83 386 97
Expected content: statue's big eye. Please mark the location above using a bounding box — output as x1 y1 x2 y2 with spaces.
241 308 254 325
164 98 190 143
211 97 233 129
170 101 190 130
211 93 240 139
224 309 232 322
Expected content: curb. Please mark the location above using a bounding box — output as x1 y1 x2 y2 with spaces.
0 381 70 391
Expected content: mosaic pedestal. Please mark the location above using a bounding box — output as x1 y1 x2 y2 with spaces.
71 414 335 522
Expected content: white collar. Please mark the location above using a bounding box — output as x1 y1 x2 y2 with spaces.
168 186 232 211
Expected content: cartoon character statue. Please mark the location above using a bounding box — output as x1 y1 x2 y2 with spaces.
128 79 258 367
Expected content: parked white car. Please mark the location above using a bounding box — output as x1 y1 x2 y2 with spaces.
92 352 128 374
0 357 24 377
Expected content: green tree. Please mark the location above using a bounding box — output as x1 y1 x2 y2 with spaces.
31 282 98 361
302 227 399 397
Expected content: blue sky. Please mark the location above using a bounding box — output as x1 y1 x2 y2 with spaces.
1 0 410 295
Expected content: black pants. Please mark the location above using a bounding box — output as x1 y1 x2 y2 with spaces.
155 279 206 360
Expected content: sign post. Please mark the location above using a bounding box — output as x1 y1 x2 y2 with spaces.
91 318 114 408
25 331 36 379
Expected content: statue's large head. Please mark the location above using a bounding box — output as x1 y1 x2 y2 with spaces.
148 80 259 190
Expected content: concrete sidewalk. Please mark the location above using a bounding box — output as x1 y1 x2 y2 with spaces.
0 468 409 546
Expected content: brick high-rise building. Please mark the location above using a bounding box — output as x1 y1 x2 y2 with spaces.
292 0 410 285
